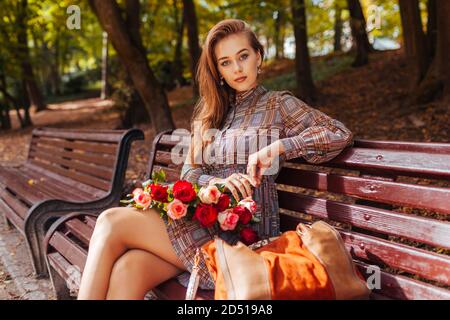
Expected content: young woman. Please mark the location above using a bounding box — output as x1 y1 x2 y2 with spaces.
77 19 353 300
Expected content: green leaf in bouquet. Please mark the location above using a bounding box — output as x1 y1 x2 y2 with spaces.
215 183 226 193
193 183 200 193
119 199 134 204
142 179 152 188
151 169 167 184
251 216 261 223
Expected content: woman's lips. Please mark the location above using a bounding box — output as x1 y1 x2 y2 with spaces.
234 76 247 83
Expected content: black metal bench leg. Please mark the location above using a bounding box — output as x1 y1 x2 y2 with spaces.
24 210 71 278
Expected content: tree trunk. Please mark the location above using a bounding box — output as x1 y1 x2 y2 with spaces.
399 0 428 84
172 0 187 87
120 0 151 128
101 32 111 99
426 0 437 60
0 104 12 130
434 0 450 98
290 0 315 103
89 0 174 133
51 33 61 95
17 0 46 112
20 80 33 128
407 0 450 104
347 0 371 67
274 10 284 60
183 0 201 97
334 5 343 52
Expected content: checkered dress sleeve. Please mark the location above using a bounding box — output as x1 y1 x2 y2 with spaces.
278 91 353 163
180 163 216 186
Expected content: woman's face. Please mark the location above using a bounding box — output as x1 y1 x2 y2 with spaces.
214 33 261 92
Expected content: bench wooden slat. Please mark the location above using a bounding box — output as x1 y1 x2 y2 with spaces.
153 165 181 182
0 188 30 219
0 167 49 204
325 148 450 180
354 140 450 154
29 151 113 181
154 279 214 300
276 168 450 214
342 231 450 286
155 150 184 169
24 162 105 198
84 216 97 229
30 143 116 167
1 166 93 204
0 198 25 230
33 128 124 143
357 262 450 300
278 191 450 249
49 231 87 273
65 218 93 246
18 166 95 202
47 252 81 285
158 134 187 148
33 137 118 155
29 159 110 192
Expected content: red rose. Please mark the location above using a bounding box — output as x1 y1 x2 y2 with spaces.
173 180 196 203
150 184 168 202
240 227 259 245
215 194 231 212
193 204 218 228
233 206 252 225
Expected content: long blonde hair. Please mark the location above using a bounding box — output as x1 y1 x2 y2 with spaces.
188 19 265 167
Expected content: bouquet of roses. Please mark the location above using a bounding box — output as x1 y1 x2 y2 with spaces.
120 169 260 245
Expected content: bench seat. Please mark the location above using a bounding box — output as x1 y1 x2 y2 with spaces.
0 127 144 277
44 130 450 300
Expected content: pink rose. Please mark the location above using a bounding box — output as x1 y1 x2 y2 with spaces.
198 185 221 205
238 197 257 214
167 199 188 220
217 209 239 231
132 188 144 197
133 190 152 210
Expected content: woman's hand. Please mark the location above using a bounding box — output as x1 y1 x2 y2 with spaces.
247 141 284 187
209 173 256 202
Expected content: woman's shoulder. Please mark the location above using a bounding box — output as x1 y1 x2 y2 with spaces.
264 89 307 107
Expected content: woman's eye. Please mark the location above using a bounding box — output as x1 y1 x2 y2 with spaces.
221 61 229 67
240 54 248 60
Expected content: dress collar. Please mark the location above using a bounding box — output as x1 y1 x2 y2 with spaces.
230 84 267 107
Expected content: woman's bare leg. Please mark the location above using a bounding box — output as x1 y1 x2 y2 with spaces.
77 207 186 300
106 249 182 300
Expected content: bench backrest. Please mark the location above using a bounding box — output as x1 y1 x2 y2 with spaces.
148 130 450 300
26 127 143 198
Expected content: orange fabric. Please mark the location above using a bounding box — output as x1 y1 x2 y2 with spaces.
202 231 336 300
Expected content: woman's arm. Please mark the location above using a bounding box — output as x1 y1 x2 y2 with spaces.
277 92 353 164
180 143 216 186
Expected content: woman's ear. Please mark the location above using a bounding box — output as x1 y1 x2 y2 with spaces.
257 51 262 68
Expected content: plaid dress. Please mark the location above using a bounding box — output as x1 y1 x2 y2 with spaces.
165 84 353 290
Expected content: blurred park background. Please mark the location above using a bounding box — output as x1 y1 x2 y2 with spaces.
0 0 449 179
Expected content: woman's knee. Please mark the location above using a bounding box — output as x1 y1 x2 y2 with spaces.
91 207 128 243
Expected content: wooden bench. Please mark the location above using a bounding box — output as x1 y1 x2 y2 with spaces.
0 127 144 278
44 129 450 300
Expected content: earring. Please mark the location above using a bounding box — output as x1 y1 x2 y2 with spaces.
220 77 224 85
257 66 262 74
